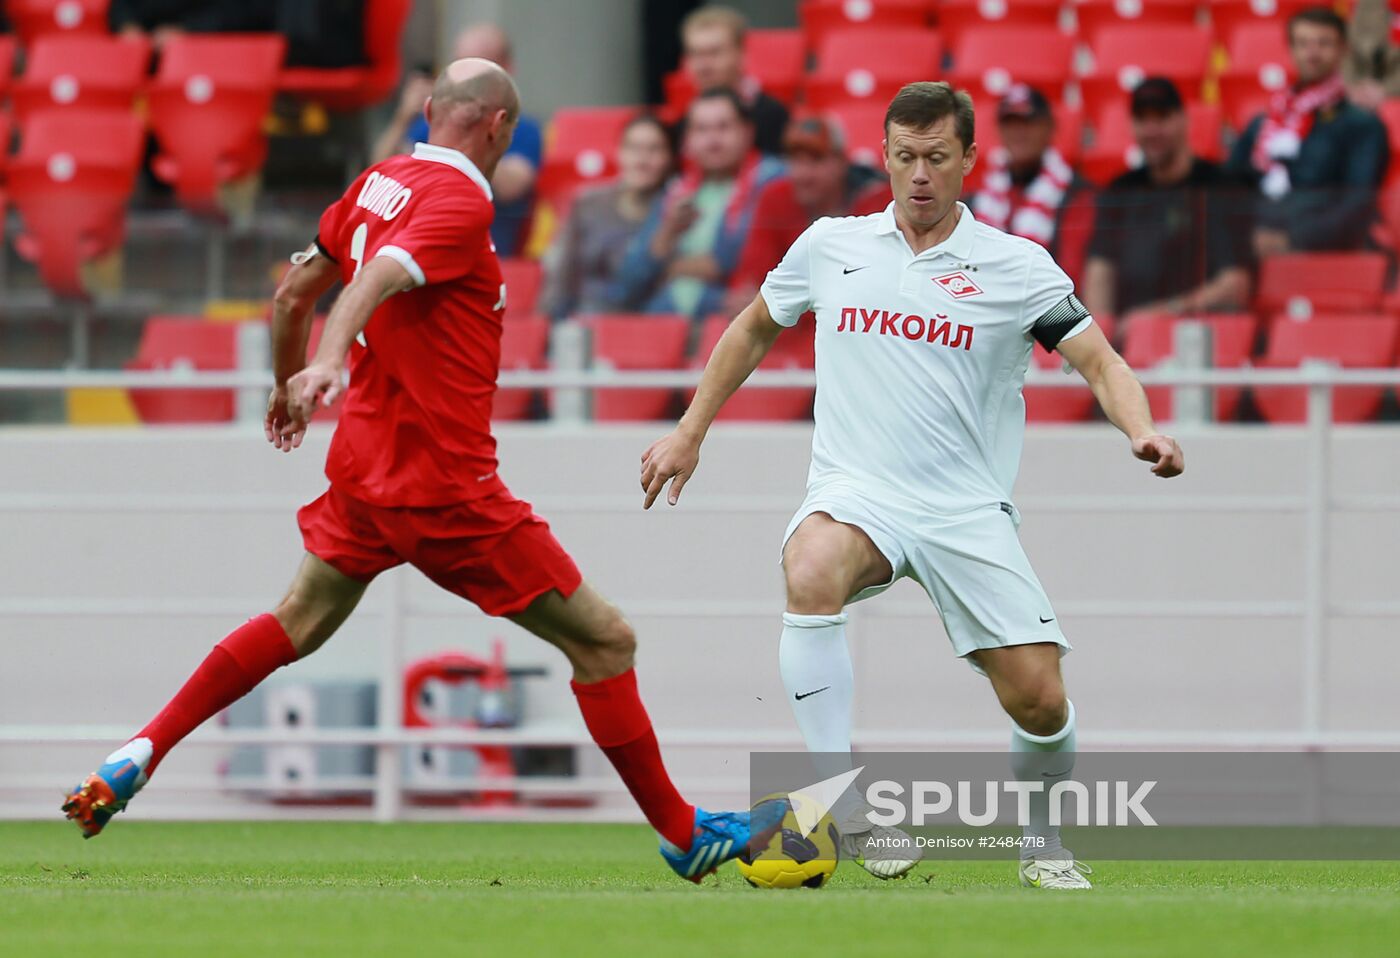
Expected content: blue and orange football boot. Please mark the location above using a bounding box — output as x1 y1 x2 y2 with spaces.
61 739 152 839
660 799 787 883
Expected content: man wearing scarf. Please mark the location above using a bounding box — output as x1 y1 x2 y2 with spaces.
1227 6 1389 257
971 85 1095 287
619 87 784 319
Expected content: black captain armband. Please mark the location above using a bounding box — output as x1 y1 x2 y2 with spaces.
288 237 338 267
1031 293 1091 352
313 236 338 264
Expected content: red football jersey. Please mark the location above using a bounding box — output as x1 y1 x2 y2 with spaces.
315 143 507 508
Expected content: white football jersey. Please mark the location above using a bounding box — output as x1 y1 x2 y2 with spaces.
760 201 1093 513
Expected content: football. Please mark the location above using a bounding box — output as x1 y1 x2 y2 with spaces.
736 793 841 889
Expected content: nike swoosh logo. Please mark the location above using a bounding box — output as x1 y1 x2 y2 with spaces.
842 266 868 275
795 686 831 701
1039 616 1055 623
1041 768 1073 778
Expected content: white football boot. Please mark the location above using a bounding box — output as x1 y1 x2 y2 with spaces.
838 814 922 879
1019 854 1094 889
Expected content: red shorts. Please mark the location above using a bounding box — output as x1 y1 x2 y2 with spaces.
297 485 582 617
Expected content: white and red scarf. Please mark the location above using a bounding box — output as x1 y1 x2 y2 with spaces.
1250 73 1347 199
974 147 1073 248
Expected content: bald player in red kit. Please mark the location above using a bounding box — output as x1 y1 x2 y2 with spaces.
62 59 780 883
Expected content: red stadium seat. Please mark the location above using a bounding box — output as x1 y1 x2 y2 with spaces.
0 36 18 100
799 0 932 53
1080 103 1224 184
805 28 943 109
278 0 411 110
147 34 288 212
8 111 144 298
691 315 815 421
948 27 1075 103
1208 0 1314 48
500 258 543 318
1217 21 1294 128
538 106 639 205
826 102 890 167
1072 0 1200 46
936 0 1062 52
1254 252 1389 317
1254 317 1400 423
4 0 108 45
746 29 806 105
493 315 550 421
1079 26 1212 123
1378 101 1400 187
586 314 691 421
12 35 152 123
1121 313 1255 421
126 318 239 424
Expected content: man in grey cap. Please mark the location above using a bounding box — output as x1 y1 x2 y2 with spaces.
1084 77 1252 326
971 83 1095 284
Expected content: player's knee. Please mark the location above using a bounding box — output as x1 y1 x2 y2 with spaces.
783 553 848 615
1006 681 1068 737
596 610 637 661
565 608 636 682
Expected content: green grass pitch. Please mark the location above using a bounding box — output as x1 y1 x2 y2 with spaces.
3 821 1399 957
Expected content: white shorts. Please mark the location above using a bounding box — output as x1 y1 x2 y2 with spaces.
781 480 1070 672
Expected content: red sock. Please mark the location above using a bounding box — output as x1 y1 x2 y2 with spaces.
135 614 298 776
571 668 696 851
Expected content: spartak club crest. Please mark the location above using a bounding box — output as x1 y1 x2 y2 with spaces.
933 272 983 299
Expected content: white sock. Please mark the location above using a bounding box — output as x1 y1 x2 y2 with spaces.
779 611 863 824
103 737 153 789
1009 699 1076 861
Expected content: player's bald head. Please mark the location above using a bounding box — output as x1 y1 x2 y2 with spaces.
428 58 520 133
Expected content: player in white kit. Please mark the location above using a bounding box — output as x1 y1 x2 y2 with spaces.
641 82 1184 888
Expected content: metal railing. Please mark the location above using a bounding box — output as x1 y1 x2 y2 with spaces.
1 364 1398 821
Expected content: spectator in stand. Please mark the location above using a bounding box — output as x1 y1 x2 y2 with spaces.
540 115 676 320
1344 0 1400 109
372 23 543 255
618 88 785 320
1083 78 1253 323
971 84 1094 286
1227 7 1389 257
726 113 890 311
677 5 789 155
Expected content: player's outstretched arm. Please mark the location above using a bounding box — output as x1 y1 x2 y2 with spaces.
266 247 340 452
1056 324 1185 478
640 293 784 508
287 256 416 424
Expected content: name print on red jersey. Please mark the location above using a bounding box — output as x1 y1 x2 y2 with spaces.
355 171 413 221
836 307 974 350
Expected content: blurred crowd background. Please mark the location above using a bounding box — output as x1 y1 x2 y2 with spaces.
1 0 1399 426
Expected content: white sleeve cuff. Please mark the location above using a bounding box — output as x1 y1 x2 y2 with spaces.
1057 315 1094 345
757 284 801 327
375 245 425 287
